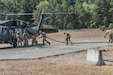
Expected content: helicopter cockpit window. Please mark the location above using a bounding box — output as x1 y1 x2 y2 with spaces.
15 28 22 33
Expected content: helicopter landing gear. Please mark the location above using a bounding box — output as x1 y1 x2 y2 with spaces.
12 37 17 47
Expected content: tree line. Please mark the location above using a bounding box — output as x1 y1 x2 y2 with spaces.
0 0 113 29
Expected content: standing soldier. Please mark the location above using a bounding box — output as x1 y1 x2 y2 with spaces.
39 31 50 45
64 32 73 45
31 34 38 46
104 29 113 43
23 30 29 46
16 32 22 47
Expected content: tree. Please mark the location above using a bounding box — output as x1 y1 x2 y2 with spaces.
0 0 113 29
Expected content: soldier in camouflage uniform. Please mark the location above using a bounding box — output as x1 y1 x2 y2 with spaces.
16 32 23 47
40 31 50 45
104 29 113 43
23 30 29 46
64 32 73 45
31 34 38 46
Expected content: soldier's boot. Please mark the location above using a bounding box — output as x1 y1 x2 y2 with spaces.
47 41 50 45
43 43 45 45
48 42 50 45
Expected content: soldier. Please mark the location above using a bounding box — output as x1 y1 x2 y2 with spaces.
23 30 29 46
64 32 73 45
16 32 22 47
104 29 113 43
39 31 50 45
31 34 38 46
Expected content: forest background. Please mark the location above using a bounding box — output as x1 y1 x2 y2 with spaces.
0 0 113 29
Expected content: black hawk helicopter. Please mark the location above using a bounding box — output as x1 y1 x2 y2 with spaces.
0 11 75 47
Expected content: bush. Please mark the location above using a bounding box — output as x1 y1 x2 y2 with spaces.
109 23 113 29
67 23 73 29
89 22 97 28
99 26 106 31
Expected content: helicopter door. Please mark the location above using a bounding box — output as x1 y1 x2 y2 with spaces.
1 28 9 42
0 28 2 42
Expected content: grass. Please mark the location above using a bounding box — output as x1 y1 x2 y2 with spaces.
0 50 113 75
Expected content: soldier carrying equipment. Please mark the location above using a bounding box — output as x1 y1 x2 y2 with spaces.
39 31 50 45
64 32 73 45
23 30 29 46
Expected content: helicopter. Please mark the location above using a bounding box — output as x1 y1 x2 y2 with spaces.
0 11 75 47
0 19 29 47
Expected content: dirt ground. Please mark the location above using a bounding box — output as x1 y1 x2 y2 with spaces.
1 29 113 75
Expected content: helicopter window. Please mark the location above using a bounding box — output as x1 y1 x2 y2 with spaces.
2 28 8 35
9 29 13 33
15 28 22 33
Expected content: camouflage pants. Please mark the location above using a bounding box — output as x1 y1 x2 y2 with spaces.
32 39 38 45
65 38 73 45
43 38 50 45
109 34 113 43
17 39 22 47
23 39 28 46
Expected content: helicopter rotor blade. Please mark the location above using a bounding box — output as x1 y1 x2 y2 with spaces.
3 12 76 16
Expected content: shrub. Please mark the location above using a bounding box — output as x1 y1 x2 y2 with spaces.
109 23 113 29
99 26 106 31
89 22 97 28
